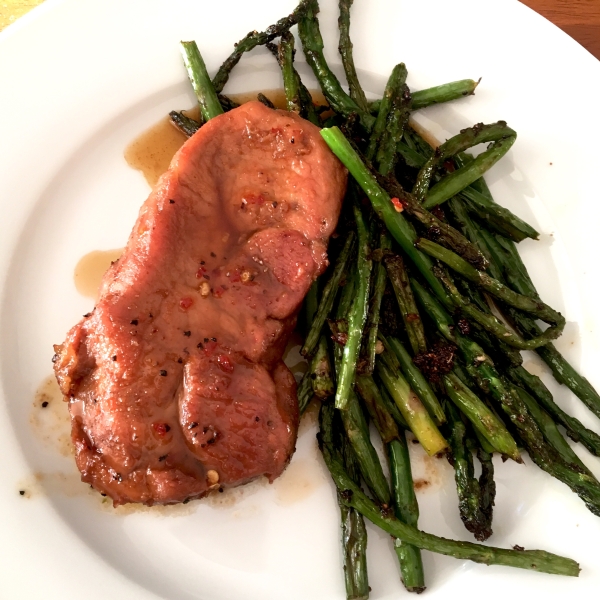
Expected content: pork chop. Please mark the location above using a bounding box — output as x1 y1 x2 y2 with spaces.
53 101 347 506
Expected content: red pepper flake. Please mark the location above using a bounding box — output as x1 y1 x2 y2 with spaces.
406 313 421 322
180 297 194 310
203 340 218 356
196 266 207 278
213 286 226 298
153 422 171 437
241 193 266 205
216 354 234 373
391 197 405 213
230 269 241 283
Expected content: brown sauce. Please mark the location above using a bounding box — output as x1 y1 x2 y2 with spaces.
124 117 189 187
74 248 123 300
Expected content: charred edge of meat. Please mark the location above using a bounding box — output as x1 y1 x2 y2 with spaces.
413 342 457 384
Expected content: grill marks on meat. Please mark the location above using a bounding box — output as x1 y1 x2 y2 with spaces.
53 102 346 505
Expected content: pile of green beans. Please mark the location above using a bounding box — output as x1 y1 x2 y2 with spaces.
175 0 600 596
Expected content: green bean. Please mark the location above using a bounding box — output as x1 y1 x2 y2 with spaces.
383 254 427 355
366 63 407 160
415 239 565 337
319 126 463 304
508 366 600 457
378 175 488 269
411 280 600 516
370 79 480 113
443 373 520 460
180 41 224 122
375 89 412 176
412 79 480 109
335 204 372 410
376 359 448 456
384 335 446 426
361 230 391 375
169 110 200 137
298 1 375 131
446 401 493 541
341 391 391 505
513 385 594 477
212 0 312 93
389 436 426 592
413 122 516 207
302 232 356 358
337 0 369 112
297 370 315 416
355 375 399 444
318 404 580 576
431 265 564 350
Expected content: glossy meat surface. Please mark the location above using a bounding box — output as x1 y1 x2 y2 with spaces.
54 101 346 505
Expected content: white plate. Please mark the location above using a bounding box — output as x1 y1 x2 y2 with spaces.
1 0 600 598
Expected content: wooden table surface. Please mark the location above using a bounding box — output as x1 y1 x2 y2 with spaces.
1 0 599 60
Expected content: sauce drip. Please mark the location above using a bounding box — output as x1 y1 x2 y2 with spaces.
274 458 323 506
124 118 188 187
74 248 123 300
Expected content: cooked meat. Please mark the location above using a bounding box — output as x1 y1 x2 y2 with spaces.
53 101 347 506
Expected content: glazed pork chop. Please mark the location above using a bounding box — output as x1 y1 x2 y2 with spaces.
53 101 346 506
